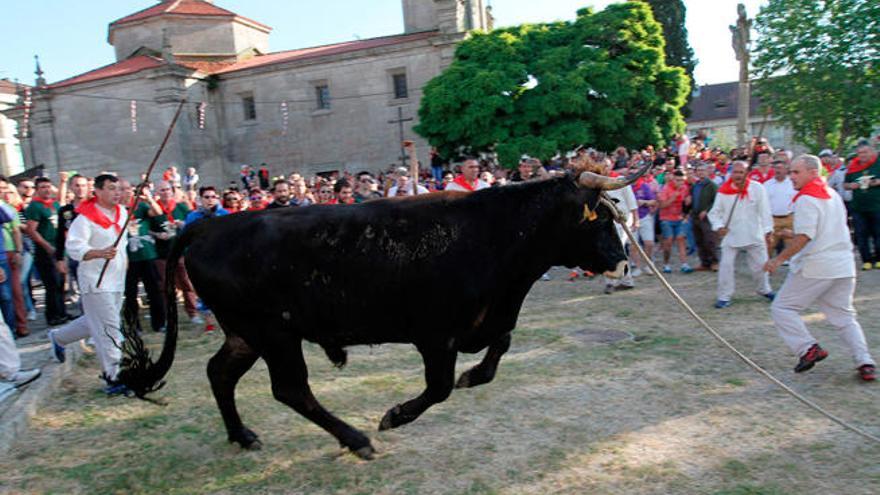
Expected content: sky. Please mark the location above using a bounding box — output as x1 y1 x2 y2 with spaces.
2 0 768 88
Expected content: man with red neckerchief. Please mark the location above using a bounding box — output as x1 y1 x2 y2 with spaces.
444 158 490 193
747 151 775 183
765 155 876 382
24 177 71 326
47 174 132 394
842 142 880 271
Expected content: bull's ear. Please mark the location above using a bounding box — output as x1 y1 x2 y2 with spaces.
584 189 601 213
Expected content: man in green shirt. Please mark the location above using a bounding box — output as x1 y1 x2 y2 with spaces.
0 177 27 337
151 181 199 323
843 142 880 270
24 177 70 326
122 182 166 332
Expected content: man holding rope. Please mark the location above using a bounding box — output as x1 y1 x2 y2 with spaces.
47 174 131 394
765 155 876 381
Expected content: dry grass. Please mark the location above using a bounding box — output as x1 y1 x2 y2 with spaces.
2 266 879 495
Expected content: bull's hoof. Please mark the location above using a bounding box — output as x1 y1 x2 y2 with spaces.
378 405 404 431
455 371 472 388
455 368 493 389
229 427 261 450
352 445 376 460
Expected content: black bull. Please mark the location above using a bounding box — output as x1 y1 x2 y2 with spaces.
119 168 645 459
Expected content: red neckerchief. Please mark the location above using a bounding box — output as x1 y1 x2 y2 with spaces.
453 175 476 192
718 177 751 198
822 161 841 175
31 197 57 210
792 177 832 203
748 167 774 183
76 197 121 234
158 199 178 223
608 170 621 178
847 156 877 175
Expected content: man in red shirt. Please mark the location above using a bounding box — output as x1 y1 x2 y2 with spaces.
657 170 694 273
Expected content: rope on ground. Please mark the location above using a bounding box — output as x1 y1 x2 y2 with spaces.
605 197 880 444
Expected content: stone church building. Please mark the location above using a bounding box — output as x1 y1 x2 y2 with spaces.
7 0 492 185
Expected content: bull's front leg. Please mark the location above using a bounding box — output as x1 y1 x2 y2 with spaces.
455 333 511 389
378 345 456 431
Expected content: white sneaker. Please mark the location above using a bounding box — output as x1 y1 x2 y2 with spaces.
4 368 41 388
26 310 37 321
190 315 205 325
541 272 551 281
631 267 643 277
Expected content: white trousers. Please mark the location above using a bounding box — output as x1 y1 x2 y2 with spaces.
0 320 21 380
717 243 771 301
771 272 875 367
53 292 123 381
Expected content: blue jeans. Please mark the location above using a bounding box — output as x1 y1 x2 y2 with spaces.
0 256 14 330
851 210 880 263
660 220 685 239
20 250 34 313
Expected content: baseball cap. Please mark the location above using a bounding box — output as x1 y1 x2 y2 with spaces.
818 149 834 157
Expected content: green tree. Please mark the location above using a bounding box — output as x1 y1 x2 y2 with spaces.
640 0 697 116
753 0 880 153
414 2 690 167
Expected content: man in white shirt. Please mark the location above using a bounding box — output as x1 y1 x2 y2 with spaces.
708 161 774 309
444 159 491 192
765 155 875 381
763 158 797 254
47 174 130 395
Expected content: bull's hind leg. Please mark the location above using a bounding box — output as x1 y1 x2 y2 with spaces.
263 339 375 459
455 333 512 389
379 346 457 431
207 333 261 449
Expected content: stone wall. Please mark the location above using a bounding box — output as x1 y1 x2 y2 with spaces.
111 17 269 61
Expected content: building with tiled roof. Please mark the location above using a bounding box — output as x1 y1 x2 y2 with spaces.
0 79 26 175
6 0 492 183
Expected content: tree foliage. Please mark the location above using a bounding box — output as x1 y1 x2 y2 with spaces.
414 2 690 167
753 0 880 152
640 0 697 116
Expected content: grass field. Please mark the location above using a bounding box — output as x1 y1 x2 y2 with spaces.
2 266 879 494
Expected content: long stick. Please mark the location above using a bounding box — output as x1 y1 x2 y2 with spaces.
95 99 187 288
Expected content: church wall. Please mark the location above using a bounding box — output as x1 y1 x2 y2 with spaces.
231 21 270 55
213 42 446 179
112 18 239 60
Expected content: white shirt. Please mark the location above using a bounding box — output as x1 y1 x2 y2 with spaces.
444 179 491 192
66 205 128 293
764 177 797 216
827 167 852 202
387 184 429 197
605 186 639 228
790 189 855 279
708 181 772 248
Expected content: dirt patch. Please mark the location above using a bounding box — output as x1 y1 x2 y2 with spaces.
570 328 635 344
2 265 879 494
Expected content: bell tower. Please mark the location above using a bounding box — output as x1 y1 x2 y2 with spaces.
402 0 490 34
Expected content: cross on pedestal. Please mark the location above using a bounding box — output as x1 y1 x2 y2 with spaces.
388 106 414 169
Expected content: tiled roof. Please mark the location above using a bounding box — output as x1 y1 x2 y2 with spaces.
213 31 441 75
48 56 165 89
110 0 270 31
686 81 763 123
0 79 19 95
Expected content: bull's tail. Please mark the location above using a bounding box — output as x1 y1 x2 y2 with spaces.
117 225 198 399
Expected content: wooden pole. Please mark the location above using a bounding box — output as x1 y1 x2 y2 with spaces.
95 99 186 288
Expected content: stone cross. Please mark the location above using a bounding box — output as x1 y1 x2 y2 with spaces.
730 3 752 147
388 106 414 169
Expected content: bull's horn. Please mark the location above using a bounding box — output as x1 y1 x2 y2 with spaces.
577 161 653 190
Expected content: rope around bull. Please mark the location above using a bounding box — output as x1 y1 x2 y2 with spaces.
599 195 880 444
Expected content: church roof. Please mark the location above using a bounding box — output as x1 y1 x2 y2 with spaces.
48 56 166 89
110 0 271 32
0 79 19 95
213 31 441 75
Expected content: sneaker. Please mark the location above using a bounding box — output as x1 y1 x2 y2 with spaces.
714 300 731 309
662 265 672 274
680 264 694 274
103 383 131 396
794 343 829 373
603 284 614 295
761 292 776 302
48 330 65 363
190 315 205 325
541 272 551 281
858 364 876 382
204 324 216 333
862 262 873 271
616 284 635 291
567 270 579 281
4 368 41 388
26 310 36 321
631 267 643 277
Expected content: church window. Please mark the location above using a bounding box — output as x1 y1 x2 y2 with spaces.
241 94 257 120
392 73 409 99
316 85 331 110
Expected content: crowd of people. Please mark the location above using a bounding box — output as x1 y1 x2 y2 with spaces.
0 135 877 394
